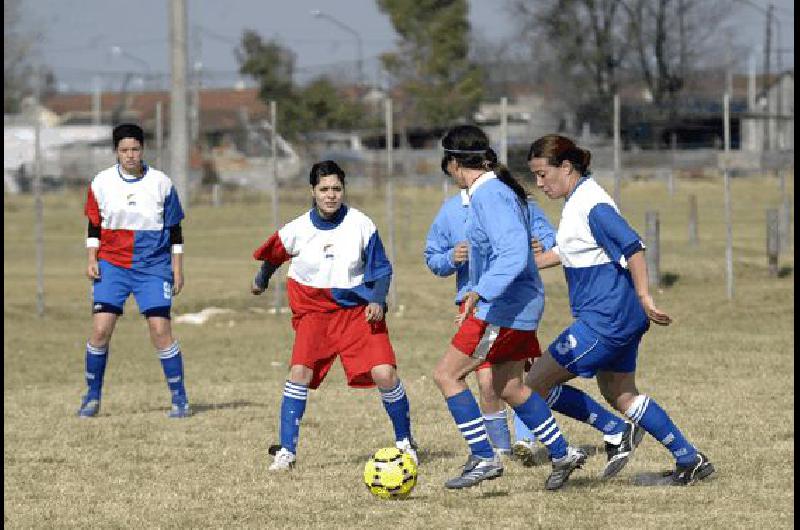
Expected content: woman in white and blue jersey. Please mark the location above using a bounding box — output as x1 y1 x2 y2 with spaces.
425 172 641 475
431 125 585 491
526 134 714 486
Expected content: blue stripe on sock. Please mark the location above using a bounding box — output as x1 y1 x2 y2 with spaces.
158 343 186 402
84 342 108 400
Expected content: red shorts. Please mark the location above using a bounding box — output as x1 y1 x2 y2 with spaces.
291 305 396 389
452 313 541 367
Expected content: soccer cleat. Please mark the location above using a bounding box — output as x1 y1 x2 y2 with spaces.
656 452 715 486
511 439 541 467
444 454 503 489
269 447 296 471
168 400 191 418
545 446 588 491
396 437 419 465
601 421 646 479
77 395 101 418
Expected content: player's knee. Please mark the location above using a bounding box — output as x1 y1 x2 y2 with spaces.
477 383 501 411
371 364 397 388
288 365 313 386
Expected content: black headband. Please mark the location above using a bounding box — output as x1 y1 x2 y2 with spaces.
443 148 488 154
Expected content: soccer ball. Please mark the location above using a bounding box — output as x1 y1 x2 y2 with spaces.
363 447 417 500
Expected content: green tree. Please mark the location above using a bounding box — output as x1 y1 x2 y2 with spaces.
236 30 377 138
377 0 483 127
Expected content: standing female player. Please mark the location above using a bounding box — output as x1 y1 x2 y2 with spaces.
432 125 586 491
79 123 189 418
251 160 415 471
526 134 714 486
425 182 642 475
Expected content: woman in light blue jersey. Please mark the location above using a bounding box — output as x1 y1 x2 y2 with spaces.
431 125 586 491
526 134 714 486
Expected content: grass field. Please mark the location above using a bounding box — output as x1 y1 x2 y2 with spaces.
4 173 794 528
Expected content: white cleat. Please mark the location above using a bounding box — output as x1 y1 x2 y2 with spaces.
268 447 296 471
396 438 419 465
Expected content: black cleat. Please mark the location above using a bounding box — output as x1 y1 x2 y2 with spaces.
656 451 715 486
444 454 503 489
601 422 646 479
545 447 588 491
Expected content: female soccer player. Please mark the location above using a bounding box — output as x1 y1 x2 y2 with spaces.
425 184 642 475
78 123 189 418
251 160 415 471
424 187 553 462
525 134 715 486
432 125 585 491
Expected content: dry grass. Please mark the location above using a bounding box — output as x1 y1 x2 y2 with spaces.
4 174 794 528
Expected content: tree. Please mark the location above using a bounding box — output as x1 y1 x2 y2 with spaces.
236 30 377 138
377 0 484 127
5 0 36 112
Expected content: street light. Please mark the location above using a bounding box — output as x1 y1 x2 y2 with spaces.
310 9 364 86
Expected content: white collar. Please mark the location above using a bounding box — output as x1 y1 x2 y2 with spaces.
467 171 497 197
460 189 470 206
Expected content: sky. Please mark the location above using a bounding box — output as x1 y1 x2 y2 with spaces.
19 0 796 93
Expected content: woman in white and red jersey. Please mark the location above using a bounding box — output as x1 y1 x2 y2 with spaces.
79 123 190 418
251 160 416 471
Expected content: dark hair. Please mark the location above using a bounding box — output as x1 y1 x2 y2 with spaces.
441 125 527 204
113 123 144 149
527 134 591 176
309 160 345 187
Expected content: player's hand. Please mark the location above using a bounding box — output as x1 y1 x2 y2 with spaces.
251 280 266 295
172 271 184 296
455 291 479 326
86 260 100 281
452 241 469 265
365 302 385 322
531 238 543 255
639 293 672 326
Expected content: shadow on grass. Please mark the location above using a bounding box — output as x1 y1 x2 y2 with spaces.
140 400 267 416
660 272 680 287
778 266 793 278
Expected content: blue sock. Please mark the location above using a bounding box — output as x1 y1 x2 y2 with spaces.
483 409 511 452
84 342 108 400
512 392 568 460
158 341 187 404
379 380 412 442
546 384 627 437
512 410 535 443
625 395 697 465
445 389 495 459
280 381 308 454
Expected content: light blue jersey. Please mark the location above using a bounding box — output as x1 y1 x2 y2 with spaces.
425 190 555 305
464 172 545 331
555 176 649 345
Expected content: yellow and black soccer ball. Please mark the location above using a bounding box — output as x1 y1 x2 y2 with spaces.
363 447 417 500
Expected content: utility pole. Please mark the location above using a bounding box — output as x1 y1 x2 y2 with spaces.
34 67 45 317
92 76 102 126
169 0 189 207
763 2 773 151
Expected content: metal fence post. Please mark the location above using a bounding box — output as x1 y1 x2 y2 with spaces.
766 208 780 277
645 211 660 287
688 194 699 246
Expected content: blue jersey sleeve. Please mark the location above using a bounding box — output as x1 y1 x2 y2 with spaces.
528 201 556 250
163 186 185 227
587 203 645 267
473 194 531 301
424 203 462 277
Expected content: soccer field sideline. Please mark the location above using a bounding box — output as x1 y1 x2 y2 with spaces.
4 175 794 528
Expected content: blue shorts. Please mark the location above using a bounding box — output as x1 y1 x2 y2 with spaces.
547 320 642 377
92 260 173 316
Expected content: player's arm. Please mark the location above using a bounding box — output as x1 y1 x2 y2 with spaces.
170 223 184 295
86 221 101 280
252 231 291 295
424 214 461 277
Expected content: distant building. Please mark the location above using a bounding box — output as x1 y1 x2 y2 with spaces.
740 70 794 152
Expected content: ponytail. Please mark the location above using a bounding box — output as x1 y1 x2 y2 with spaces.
485 148 527 205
